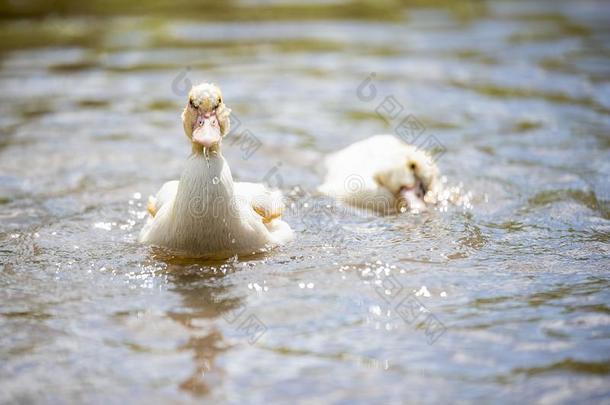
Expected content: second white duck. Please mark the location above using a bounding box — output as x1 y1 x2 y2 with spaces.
319 135 441 214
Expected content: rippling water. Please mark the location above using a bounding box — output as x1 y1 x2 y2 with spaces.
1 0 609 402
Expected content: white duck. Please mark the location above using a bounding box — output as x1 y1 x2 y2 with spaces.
139 83 293 257
319 135 441 214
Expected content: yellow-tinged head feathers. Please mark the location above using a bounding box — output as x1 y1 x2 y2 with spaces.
188 83 223 111
181 82 231 140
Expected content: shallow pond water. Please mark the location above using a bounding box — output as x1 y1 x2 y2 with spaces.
1 0 609 403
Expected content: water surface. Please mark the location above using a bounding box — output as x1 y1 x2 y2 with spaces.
1 0 609 403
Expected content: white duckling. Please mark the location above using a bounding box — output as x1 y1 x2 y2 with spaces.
139 83 293 257
319 135 441 214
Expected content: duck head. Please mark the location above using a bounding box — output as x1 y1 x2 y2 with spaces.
181 83 231 153
373 148 440 213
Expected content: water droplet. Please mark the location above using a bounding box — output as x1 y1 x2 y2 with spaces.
203 147 210 168
231 238 236 244
212 176 219 185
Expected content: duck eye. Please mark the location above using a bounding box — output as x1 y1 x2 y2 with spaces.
190 100 197 109
409 162 417 170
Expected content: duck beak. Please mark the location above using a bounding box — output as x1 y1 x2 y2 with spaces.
397 184 427 213
192 114 221 148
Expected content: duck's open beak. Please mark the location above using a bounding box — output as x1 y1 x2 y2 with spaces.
396 183 427 213
192 114 221 148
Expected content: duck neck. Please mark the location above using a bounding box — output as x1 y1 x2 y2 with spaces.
173 149 235 221
191 142 221 155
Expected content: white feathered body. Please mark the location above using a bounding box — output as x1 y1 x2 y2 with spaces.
139 154 293 257
320 135 398 189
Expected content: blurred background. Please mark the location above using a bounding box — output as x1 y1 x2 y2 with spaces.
1 0 609 403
